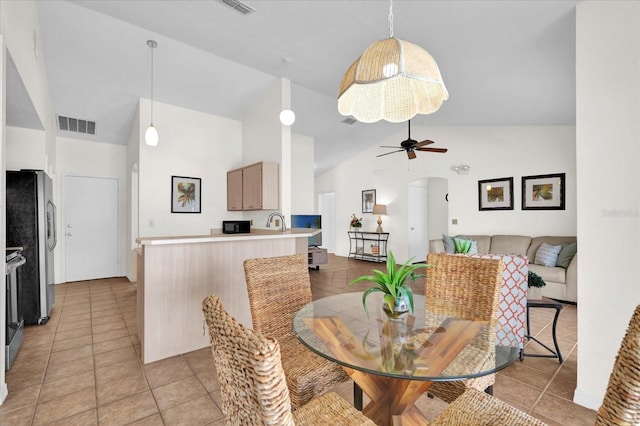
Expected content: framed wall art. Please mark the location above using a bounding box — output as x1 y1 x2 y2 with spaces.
171 175 201 213
478 177 514 211
522 173 565 210
362 189 376 213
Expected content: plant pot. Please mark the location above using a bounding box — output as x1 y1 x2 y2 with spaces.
527 286 542 300
382 296 410 320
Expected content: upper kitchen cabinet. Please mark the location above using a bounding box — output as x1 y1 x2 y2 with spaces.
227 168 243 211
227 161 279 211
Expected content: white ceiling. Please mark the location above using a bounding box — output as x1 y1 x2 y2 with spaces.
8 0 577 176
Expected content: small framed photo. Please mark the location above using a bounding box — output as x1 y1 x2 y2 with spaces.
478 177 514 211
362 189 376 213
522 173 565 210
171 176 201 213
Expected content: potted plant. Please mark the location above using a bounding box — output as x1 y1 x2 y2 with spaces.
527 270 546 300
350 214 363 230
348 251 429 318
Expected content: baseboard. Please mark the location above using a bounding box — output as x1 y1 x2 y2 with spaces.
572 387 602 411
0 382 8 405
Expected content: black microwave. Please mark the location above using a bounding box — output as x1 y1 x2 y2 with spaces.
222 220 251 234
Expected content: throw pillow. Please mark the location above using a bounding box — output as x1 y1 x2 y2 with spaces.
556 242 577 268
442 234 455 253
454 238 478 255
534 242 563 267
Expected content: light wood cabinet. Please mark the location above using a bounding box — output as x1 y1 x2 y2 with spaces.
227 161 279 211
227 168 243 211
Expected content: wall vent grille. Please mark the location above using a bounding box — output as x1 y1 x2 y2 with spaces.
219 0 255 15
57 115 96 135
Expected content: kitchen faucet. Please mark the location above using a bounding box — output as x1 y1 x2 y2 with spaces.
266 212 287 231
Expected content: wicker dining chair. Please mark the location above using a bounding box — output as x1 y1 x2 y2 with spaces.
243 254 349 409
202 295 375 426
424 253 505 403
433 304 640 425
431 387 547 425
595 304 640 425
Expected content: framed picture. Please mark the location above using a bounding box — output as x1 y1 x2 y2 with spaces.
171 175 201 213
362 189 376 213
522 173 565 210
478 177 514 211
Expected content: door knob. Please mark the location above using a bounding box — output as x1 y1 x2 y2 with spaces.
66 232 73 236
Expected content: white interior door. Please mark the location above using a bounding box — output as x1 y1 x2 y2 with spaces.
64 175 120 282
408 182 429 261
318 192 336 253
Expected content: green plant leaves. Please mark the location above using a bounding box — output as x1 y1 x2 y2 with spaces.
348 251 429 317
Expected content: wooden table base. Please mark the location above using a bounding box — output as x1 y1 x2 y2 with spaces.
347 367 434 425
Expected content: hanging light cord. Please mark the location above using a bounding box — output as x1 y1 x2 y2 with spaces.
388 0 394 38
150 42 154 123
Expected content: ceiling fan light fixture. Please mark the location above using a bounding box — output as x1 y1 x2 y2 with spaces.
337 1 448 123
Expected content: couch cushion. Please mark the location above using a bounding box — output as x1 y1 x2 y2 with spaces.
556 242 577 268
534 242 563 267
527 236 577 260
489 235 532 256
443 234 456 253
459 235 491 254
528 264 566 284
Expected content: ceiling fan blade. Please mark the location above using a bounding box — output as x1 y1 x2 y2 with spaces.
376 149 404 157
379 145 403 149
416 147 448 153
407 150 417 160
414 139 435 147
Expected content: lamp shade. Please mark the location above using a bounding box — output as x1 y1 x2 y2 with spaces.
338 37 448 123
372 204 387 215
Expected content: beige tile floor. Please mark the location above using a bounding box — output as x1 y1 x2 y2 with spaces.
0 254 597 425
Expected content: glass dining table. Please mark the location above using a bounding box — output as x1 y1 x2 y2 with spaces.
293 292 520 426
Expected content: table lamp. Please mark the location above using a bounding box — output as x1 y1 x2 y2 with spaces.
373 204 387 233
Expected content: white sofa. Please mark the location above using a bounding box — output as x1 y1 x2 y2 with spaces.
428 235 577 303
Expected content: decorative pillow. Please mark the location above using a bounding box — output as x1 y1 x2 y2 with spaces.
534 242 563 267
556 242 577 268
443 234 455 253
454 238 478 255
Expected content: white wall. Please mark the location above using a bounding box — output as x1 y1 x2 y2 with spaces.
2 0 55 172
55 137 128 284
574 1 640 410
137 99 243 238
291 132 315 214
5 126 46 170
316 125 576 263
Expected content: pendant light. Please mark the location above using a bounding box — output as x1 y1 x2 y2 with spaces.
337 0 448 123
145 40 159 147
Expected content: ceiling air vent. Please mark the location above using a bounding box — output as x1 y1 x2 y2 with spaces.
218 0 255 15
342 117 357 125
57 115 96 135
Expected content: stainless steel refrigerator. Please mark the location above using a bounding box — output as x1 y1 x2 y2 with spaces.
6 170 57 325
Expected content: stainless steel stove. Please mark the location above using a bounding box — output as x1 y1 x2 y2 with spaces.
6 247 26 370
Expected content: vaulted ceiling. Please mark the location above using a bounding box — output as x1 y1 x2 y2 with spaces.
7 0 577 176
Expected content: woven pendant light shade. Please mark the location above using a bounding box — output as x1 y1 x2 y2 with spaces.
338 37 449 123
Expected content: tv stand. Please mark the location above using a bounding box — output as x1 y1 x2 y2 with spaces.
308 246 328 270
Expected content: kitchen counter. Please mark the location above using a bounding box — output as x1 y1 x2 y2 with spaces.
136 228 317 364
136 228 320 246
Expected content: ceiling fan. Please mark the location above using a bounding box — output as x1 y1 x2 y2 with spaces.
377 120 448 159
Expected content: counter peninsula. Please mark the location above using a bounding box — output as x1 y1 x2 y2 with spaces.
136 229 318 364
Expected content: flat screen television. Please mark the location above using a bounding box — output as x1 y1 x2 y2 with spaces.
291 214 322 247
